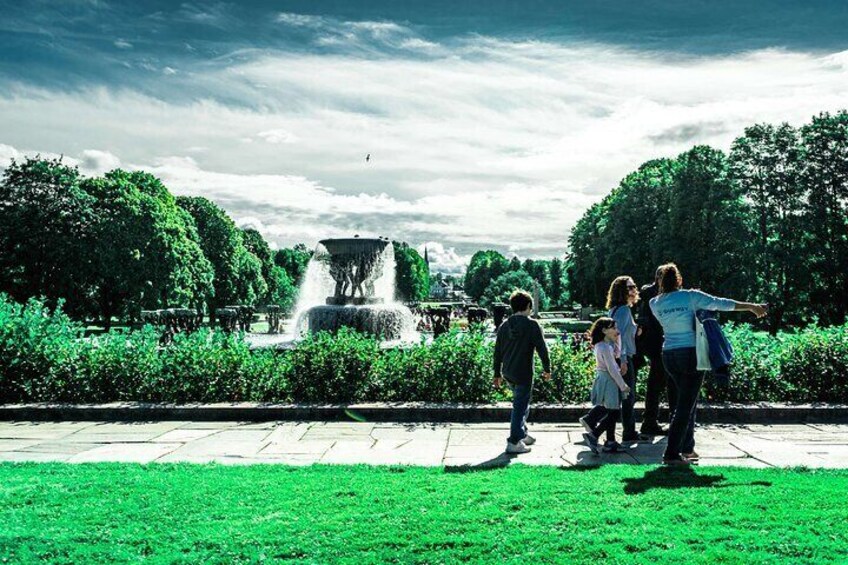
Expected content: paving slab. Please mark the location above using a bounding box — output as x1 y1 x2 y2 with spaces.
0 421 846 468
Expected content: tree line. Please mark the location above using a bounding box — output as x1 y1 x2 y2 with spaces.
565 110 848 332
463 250 567 310
0 157 429 327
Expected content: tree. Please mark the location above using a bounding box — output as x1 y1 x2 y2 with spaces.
730 123 807 331
392 241 430 302
464 250 509 301
509 256 522 272
83 170 214 327
274 244 311 287
800 111 848 325
549 257 566 306
0 157 96 318
241 228 275 301
657 146 753 298
177 196 266 315
480 270 549 310
268 266 298 312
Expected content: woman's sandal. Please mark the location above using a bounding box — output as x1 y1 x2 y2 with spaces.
682 451 700 461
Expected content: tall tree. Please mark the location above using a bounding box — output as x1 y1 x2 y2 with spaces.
83 170 214 326
730 123 806 331
0 157 96 318
177 196 266 316
800 111 848 325
241 228 275 301
392 241 430 302
658 146 753 298
464 250 509 301
549 257 565 306
480 270 549 310
274 244 312 287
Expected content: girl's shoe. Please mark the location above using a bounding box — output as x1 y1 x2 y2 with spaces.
682 451 700 460
602 441 624 453
582 432 600 455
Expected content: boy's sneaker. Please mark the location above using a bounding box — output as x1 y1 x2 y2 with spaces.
523 435 536 446
505 440 531 454
582 432 600 455
602 441 625 453
578 416 594 435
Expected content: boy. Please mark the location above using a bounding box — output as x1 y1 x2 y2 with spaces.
494 290 552 454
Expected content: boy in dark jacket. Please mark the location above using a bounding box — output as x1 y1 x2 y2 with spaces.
494 290 552 453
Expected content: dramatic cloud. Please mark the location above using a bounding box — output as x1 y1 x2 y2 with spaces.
2 12 847 271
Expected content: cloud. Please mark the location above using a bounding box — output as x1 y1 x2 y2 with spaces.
257 129 298 144
417 242 469 275
114 39 133 49
2 33 848 270
79 149 121 174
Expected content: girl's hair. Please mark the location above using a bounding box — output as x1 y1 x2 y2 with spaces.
589 317 616 346
605 276 638 309
657 263 683 293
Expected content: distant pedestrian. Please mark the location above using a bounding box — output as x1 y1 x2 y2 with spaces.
579 317 631 454
606 276 640 443
634 268 677 436
494 290 552 454
650 263 767 466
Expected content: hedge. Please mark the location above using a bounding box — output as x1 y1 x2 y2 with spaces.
1 296 846 404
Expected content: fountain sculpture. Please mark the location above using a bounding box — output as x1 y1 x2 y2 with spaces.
294 237 416 340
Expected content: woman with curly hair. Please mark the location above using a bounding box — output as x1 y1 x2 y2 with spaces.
650 263 767 466
606 275 641 443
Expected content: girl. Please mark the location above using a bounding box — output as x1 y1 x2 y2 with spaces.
579 317 631 454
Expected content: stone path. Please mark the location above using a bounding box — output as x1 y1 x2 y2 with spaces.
1 421 847 468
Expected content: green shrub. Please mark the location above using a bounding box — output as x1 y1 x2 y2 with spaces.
1 295 847 405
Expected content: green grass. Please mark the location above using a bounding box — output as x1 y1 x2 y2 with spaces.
2 464 847 564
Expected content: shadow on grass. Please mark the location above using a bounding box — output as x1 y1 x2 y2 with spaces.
444 453 517 473
622 466 773 495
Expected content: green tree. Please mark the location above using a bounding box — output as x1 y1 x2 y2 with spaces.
268 266 298 312
549 257 566 306
800 111 848 325
0 157 96 318
730 123 807 331
658 146 753 298
392 242 430 302
464 250 509 301
509 256 522 272
83 170 214 327
241 228 275 301
274 244 312 287
177 196 266 316
480 270 549 310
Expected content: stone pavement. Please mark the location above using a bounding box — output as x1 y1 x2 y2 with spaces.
1 421 847 468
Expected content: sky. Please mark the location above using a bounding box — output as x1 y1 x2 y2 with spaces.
2 1 848 274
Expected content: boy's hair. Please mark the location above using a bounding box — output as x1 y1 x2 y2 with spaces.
509 290 533 313
605 275 638 309
589 317 616 345
657 263 683 293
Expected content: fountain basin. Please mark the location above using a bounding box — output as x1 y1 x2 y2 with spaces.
302 304 414 340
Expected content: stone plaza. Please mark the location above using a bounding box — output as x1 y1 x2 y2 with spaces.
2 420 847 468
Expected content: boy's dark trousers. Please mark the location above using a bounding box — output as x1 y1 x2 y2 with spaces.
508 382 532 444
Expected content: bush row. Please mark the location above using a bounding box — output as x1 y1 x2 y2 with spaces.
1 296 847 404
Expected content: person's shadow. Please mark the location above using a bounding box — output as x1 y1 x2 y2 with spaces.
622 466 772 495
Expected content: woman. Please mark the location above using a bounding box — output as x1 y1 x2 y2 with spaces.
606 276 641 443
649 263 767 466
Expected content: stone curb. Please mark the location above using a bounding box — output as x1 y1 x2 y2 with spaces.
1 402 847 423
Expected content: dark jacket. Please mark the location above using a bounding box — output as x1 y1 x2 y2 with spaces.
493 314 551 385
636 282 664 357
696 310 733 386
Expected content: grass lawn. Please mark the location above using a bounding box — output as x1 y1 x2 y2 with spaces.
2 463 847 564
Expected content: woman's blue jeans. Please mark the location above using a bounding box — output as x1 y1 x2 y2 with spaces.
661 348 703 459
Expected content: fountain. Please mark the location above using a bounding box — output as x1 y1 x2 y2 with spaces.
292 237 416 340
